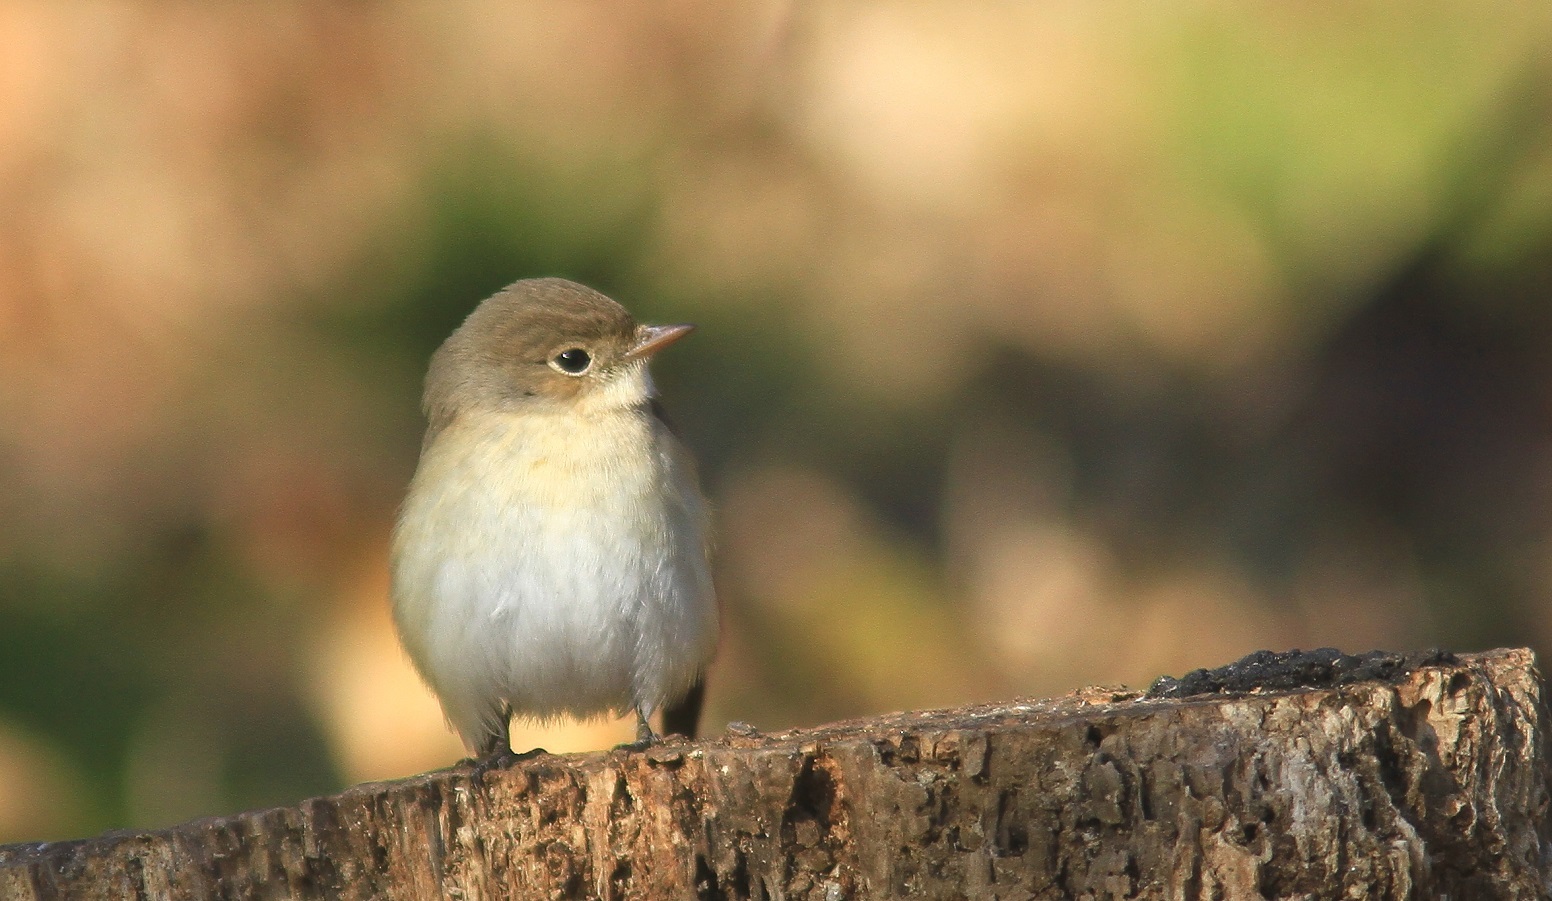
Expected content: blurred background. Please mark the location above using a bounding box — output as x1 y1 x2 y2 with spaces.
3 1 1551 843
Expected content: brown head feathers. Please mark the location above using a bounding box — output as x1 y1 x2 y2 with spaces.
422 279 675 442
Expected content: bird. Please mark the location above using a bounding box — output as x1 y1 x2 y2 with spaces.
389 278 718 759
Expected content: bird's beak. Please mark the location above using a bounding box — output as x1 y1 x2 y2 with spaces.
627 323 695 359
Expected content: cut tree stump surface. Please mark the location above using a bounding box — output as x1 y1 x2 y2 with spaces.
1 647 1547 899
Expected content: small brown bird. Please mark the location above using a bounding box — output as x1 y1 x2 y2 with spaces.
390 278 718 757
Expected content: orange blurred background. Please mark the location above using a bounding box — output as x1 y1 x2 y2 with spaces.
3 1 1552 842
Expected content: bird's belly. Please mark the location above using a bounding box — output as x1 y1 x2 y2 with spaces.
391 415 716 724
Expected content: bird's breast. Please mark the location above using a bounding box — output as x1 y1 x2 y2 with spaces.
390 405 716 718
391 405 708 625
427 407 662 509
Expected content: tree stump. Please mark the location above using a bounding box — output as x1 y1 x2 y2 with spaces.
1 648 1547 899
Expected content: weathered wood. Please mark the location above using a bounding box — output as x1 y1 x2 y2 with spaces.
2 648 1547 899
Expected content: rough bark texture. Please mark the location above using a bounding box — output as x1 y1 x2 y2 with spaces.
2 648 1548 899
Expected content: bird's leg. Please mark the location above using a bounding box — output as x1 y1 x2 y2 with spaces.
467 706 543 777
481 726 514 761
634 706 659 744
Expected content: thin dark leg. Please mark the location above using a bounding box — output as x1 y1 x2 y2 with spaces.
477 724 512 760
634 706 658 744
467 705 540 774
661 677 706 739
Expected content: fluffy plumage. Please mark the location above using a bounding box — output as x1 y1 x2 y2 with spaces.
390 278 717 755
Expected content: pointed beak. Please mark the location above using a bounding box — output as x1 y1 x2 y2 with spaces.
627 323 695 360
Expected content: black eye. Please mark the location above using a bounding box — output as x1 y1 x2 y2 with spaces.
551 348 592 375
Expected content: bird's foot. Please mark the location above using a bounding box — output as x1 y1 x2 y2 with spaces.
615 708 660 751
463 728 546 779
465 745 547 780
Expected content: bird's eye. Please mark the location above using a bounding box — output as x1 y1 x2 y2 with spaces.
550 348 592 375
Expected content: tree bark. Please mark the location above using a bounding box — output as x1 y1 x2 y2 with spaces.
2 648 1547 899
